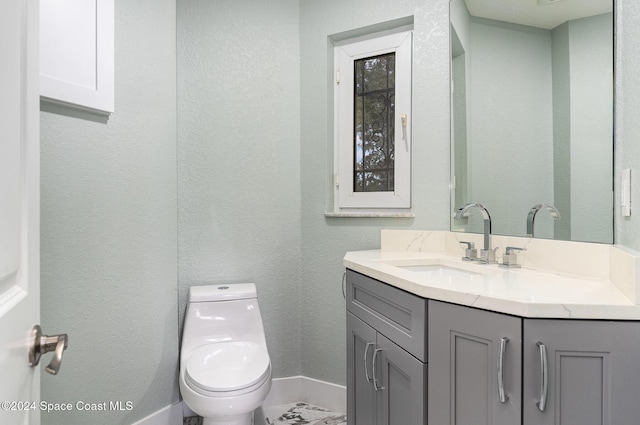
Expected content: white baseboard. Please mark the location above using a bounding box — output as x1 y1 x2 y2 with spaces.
131 401 183 425
299 376 346 413
260 375 303 407
261 375 346 412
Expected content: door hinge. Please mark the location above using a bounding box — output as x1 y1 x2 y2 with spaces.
336 69 340 85
335 174 340 188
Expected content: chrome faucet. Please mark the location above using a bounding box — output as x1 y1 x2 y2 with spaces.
526 204 561 237
455 203 497 263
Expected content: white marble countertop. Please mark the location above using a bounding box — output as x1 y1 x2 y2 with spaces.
343 230 640 320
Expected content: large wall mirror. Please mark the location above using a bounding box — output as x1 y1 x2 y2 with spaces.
450 0 614 243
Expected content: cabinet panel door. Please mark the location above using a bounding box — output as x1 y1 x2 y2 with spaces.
346 270 428 361
347 312 377 425
40 0 114 112
428 300 522 425
524 319 640 425
377 333 426 425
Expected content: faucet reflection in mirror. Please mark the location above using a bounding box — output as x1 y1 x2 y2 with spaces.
455 203 498 264
527 204 561 238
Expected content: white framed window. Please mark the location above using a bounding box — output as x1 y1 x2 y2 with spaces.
333 30 413 213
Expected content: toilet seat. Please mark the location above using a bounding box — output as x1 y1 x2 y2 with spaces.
185 341 270 396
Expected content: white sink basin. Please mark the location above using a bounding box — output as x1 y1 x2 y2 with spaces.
380 257 497 279
395 264 481 278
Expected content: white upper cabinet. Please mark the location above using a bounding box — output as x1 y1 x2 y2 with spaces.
40 0 114 113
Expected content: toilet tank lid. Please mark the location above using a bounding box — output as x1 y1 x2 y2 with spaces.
189 283 257 302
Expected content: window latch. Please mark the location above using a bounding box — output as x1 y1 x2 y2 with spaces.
401 114 408 150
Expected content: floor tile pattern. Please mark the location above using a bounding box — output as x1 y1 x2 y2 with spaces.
264 402 347 425
183 402 346 425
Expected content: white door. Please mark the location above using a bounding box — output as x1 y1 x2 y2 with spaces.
0 0 41 424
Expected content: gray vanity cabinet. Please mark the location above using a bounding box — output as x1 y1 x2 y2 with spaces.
428 300 522 425
523 319 640 425
347 267 640 425
428 301 640 425
346 270 427 425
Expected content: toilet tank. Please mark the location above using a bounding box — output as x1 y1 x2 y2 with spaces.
189 283 257 302
181 283 267 359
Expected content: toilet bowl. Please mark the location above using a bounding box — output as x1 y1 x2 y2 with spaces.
180 284 272 425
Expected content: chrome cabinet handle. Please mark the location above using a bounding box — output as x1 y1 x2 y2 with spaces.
29 325 68 375
372 348 385 391
536 342 548 412
497 337 509 403
364 342 374 383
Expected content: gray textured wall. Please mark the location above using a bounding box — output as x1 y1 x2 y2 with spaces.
40 0 178 424
177 0 303 380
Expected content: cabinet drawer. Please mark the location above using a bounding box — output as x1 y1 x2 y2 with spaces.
346 269 428 362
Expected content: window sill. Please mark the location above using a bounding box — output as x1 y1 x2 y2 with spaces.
324 211 416 218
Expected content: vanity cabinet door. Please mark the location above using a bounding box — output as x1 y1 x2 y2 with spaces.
428 300 522 425
523 319 640 425
347 312 377 425
376 333 427 425
347 312 427 425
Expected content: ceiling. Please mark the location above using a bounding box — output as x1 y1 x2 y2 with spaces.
464 0 613 30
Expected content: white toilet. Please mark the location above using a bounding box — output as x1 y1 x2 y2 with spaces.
180 284 272 425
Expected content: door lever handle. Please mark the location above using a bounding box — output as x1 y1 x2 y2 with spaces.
29 325 68 375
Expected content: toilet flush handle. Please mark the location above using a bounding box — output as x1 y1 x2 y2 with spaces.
29 325 68 375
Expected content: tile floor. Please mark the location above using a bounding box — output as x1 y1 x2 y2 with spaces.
183 402 347 425
263 402 347 425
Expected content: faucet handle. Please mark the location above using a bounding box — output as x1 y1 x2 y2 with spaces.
459 241 477 262
501 246 526 268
